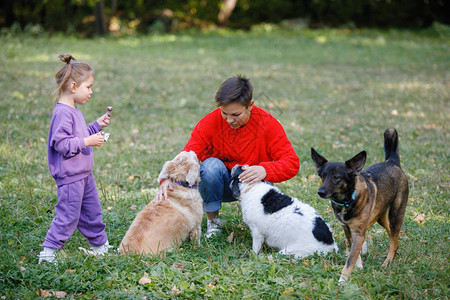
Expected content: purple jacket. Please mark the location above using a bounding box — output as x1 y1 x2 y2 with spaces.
48 103 102 185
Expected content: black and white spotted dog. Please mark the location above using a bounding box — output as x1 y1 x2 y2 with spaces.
230 165 338 258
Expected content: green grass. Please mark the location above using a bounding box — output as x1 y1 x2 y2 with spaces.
0 26 449 299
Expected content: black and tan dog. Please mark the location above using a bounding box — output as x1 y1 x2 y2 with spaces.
311 128 409 283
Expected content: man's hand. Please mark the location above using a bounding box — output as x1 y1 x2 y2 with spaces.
239 165 267 185
156 179 174 201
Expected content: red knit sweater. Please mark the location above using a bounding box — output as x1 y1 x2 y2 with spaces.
183 106 299 183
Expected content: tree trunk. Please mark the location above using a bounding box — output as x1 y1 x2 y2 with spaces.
218 0 238 27
94 1 107 36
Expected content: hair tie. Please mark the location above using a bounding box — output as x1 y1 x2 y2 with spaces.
67 57 77 64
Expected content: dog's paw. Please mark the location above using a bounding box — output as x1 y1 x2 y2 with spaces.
361 240 368 255
355 255 363 269
338 276 348 285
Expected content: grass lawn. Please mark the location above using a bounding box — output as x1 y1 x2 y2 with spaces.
0 26 449 298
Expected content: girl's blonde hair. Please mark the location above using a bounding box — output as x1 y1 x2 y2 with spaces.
53 54 94 105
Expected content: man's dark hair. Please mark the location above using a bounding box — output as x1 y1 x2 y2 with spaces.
215 75 253 107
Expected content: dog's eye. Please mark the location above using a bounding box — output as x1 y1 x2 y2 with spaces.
333 176 341 183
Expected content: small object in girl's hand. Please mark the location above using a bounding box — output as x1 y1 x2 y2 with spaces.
103 106 113 122
106 106 113 116
97 132 110 142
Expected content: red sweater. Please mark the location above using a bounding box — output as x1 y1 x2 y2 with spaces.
183 106 299 183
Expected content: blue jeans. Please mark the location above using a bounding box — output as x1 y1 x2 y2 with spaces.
199 158 236 212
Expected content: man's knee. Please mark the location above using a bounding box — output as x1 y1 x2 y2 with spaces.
200 158 227 179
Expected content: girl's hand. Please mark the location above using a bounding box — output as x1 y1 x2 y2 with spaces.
156 179 174 201
97 113 110 128
84 133 104 147
239 165 267 185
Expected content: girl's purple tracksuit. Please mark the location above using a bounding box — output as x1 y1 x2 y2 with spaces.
43 103 107 249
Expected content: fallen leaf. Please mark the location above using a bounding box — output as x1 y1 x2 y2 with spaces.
37 290 67 298
283 288 294 295
207 276 219 289
227 232 234 243
413 213 425 224
66 269 76 274
171 285 181 294
20 266 26 272
307 174 316 181
130 204 137 211
138 277 152 285
207 283 216 289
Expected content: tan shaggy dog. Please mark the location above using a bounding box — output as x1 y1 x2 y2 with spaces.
119 151 203 256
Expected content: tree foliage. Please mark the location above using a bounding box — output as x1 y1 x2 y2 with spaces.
0 0 448 35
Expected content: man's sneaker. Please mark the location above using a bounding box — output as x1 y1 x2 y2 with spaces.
38 247 57 264
205 218 222 238
79 241 113 256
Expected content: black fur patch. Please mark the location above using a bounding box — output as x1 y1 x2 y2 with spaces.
312 217 334 245
260 189 293 214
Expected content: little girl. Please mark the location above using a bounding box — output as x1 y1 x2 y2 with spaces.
39 54 112 263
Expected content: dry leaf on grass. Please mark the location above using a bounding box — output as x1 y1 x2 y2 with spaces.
138 272 152 285
227 232 234 243
37 290 67 298
413 213 426 225
138 277 152 285
172 285 181 295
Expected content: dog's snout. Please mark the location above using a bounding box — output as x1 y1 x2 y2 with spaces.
318 188 327 199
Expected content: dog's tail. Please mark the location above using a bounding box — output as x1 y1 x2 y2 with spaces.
384 128 401 167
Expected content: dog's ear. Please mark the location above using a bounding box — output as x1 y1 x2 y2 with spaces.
230 165 244 199
311 148 328 170
186 163 200 186
185 151 200 186
231 182 241 198
345 151 366 174
157 161 172 183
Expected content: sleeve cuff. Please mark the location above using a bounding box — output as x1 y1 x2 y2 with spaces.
93 121 102 132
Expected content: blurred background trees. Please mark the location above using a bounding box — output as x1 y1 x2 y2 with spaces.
0 0 448 36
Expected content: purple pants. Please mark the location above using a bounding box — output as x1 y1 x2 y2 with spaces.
42 173 107 249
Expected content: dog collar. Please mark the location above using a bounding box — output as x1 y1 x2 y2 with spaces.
172 180 198 189
331 191 356 208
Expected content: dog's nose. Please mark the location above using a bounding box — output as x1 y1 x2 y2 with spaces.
318 188 327 198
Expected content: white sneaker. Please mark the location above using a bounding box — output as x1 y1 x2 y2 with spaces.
205 218 222 238
79 241 113 256
38 247 57 264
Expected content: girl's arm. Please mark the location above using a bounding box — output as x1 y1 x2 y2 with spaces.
49 115 86 158
87 121 102 135
49 111 104 158
87 111 111 135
